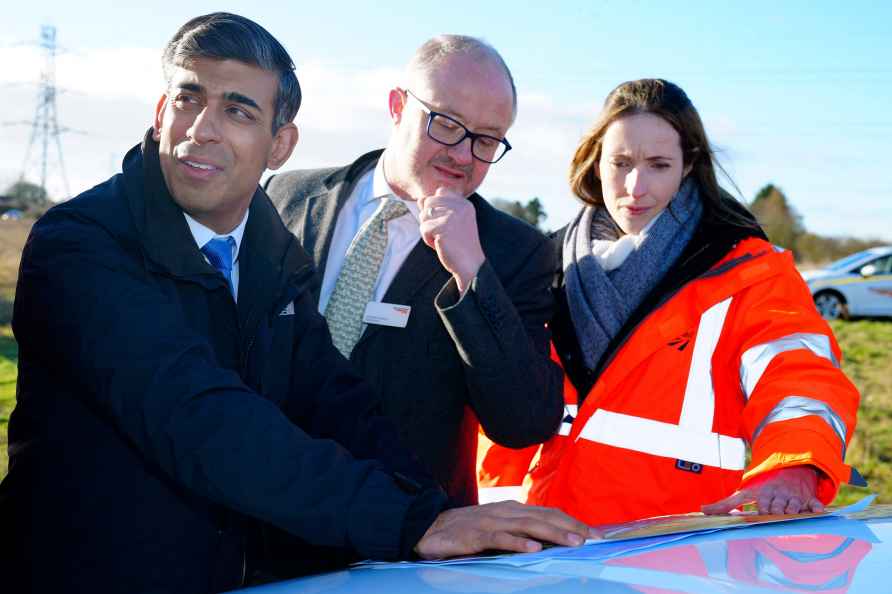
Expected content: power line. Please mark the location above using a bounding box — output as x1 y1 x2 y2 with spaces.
2 25 75 199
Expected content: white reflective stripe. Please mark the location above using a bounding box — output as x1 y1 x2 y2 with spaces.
478 486 525 504
740 333 840 400
752 396 848 457
578 409 746 470
679 297 733 431
558 404 578 436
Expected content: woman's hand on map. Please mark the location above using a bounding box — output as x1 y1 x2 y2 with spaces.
701 466 824 516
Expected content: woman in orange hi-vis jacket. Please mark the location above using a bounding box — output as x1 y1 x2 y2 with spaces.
478 78 864 526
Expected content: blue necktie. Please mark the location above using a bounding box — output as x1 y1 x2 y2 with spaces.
201 236 236 298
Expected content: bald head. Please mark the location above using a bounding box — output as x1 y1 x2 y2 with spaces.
405 35 517 120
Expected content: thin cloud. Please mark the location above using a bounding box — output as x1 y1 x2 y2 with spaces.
295 61 400 131
3 45 884 239
0 46 163 99
0 49 608 228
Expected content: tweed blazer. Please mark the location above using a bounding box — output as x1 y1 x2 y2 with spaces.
265 149 563 504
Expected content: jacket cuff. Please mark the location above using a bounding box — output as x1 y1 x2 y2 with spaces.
435 266 485 311
745 427 851 504
344 467 443 560
398 487 450 560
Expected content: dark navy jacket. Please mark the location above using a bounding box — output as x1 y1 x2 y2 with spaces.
0 135 446 593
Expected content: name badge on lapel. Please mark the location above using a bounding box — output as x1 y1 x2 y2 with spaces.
363 302 411 328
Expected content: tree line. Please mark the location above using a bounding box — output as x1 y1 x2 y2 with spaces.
493 185 886 265
1 181 53 217
748 184 886 265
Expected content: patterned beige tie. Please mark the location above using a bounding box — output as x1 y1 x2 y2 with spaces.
324 198 409 357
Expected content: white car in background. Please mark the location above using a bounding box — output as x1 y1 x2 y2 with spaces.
801 246 892 320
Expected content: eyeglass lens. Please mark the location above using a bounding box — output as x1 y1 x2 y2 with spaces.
428 114 508 163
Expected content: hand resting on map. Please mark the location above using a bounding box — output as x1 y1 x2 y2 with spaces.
702 466 825 516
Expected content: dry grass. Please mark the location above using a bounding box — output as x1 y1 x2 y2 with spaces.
0 219 32 325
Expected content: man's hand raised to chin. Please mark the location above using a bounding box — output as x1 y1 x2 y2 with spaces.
418 187 486 293
414 501 594 560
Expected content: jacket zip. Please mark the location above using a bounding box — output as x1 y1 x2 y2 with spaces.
235 264 314 586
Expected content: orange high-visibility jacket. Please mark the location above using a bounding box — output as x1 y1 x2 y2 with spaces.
481 237 861 526
477 344 574 502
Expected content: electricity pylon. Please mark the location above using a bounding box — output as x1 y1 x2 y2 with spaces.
18 25 72 199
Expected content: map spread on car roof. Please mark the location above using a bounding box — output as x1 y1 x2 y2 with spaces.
357 494 880 569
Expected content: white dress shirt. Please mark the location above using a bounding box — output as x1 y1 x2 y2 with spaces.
184 209 249 301
318 158 421 314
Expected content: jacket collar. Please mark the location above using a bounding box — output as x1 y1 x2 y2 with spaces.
296 149 383 285
123 129 313 328
321 148 384 194
238 175 315 330
553 202 766 395
122 130 214 282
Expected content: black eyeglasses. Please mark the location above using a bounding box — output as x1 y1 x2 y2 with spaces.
405 89 512 164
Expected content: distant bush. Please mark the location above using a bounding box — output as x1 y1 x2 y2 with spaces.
748 183 887 265
795 233 887 267
1 180 53 217
491 197 548 230
750 184 803 254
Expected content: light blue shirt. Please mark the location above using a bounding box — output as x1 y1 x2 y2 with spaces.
318 158 420 314
184 209 249 301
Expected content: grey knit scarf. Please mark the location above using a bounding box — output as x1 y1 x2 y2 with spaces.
563 178 704 371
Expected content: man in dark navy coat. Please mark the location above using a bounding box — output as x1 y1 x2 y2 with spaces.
0 13 589 594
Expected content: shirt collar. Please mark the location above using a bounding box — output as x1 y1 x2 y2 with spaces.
366 157 419 221
183 208 250 262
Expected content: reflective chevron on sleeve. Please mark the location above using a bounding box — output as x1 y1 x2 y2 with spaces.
751 396 848 457
740 333 839 400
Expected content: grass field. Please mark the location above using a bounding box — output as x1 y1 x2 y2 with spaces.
0 219 30 327
830 319 892 505
0 219 889 507
0 220 30 474
0 325 14 474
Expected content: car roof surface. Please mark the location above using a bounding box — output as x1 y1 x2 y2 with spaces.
233 503 892 594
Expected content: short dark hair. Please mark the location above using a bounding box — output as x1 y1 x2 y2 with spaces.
162 12 301 132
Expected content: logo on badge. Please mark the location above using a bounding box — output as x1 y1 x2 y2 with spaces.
675 459 702 474
667 331 692 352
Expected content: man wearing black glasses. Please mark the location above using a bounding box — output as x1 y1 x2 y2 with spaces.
266 35 562 509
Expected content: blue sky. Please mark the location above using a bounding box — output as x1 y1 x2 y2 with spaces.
1 1 890 239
